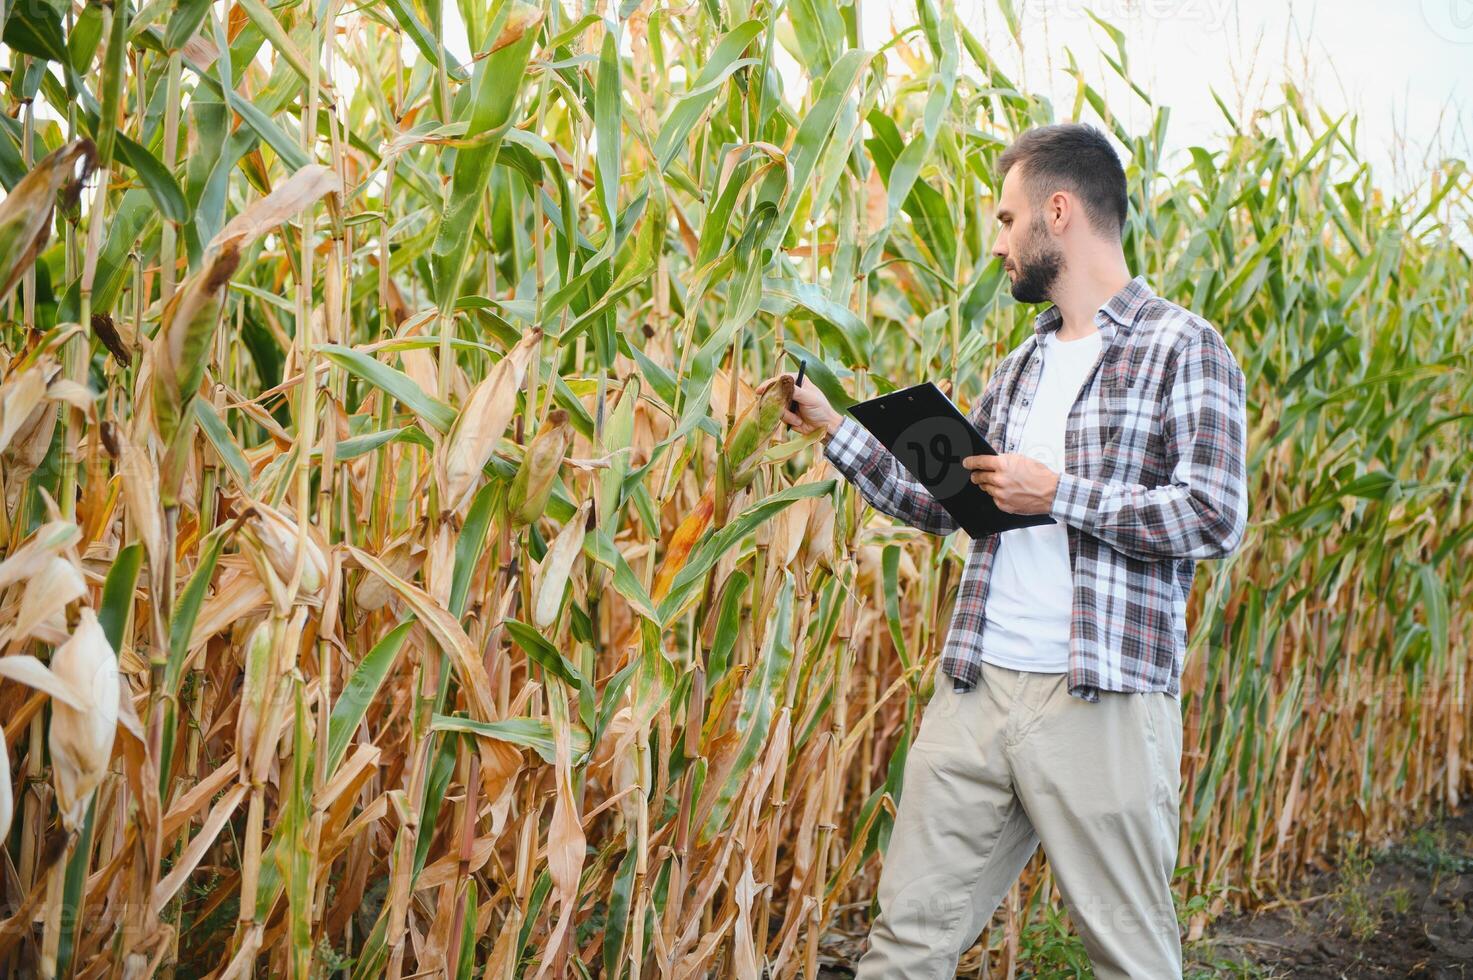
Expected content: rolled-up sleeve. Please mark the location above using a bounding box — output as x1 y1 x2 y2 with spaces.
824 416 960 536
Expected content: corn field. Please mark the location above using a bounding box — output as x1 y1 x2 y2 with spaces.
0 0 1469 975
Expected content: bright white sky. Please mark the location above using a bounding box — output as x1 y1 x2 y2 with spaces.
448 0 1471 220
904 0 1473 197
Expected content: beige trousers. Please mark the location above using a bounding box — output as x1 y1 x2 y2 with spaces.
855 661 1184 979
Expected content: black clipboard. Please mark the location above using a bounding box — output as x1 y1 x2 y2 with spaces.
847 382 1056 537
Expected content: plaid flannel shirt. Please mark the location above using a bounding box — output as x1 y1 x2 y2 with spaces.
824 275 1248 702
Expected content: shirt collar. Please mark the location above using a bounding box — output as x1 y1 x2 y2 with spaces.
1031 274 1154 342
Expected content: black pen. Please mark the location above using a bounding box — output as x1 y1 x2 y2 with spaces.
791 359 806 412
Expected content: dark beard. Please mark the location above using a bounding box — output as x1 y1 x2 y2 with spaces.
1008 224 1064 304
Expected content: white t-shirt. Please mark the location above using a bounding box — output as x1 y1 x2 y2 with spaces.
980 327 1103 673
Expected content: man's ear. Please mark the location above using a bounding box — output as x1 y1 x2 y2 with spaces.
1047 190 1071 235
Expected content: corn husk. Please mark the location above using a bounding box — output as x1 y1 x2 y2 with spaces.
354 537 424 611
439 329 542 514
800 486 836 571
534 501 589 629
533 698 585 980
49 608 120 831
13 555 86 646
0 358 56 454
115 423 164 574
425 519 456 608
152 165 341 499
0 520 80 593
726 374 793 487
244 500 327 596
0 139 96 301
509 409 571 526
235 620 274 772
245 608 306 786
709 374 794 525
151 244 241 455
2 364 62 503
0 735 10 841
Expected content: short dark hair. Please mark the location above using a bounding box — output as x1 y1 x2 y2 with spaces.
997 124 1128 239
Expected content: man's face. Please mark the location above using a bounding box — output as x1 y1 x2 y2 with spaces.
991 167 1064 305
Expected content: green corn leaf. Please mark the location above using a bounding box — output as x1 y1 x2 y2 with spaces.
706 569 749 682
504 618 590 693
97 542 143 652
598 376 639 530
431 714 591 766
602 847 638 978
326 621 415 774
430 1 541 312
93 0 125 167
194 399 252 488
378 0 466 77
159 528 227 795
594 25 621 227
235 0 313 87
317 344 457 433
583 529 657 621
763 277 871 366
164 0 213 51
767 49 872 249
114 132 189 223
881 545 911 675
653 20 763 171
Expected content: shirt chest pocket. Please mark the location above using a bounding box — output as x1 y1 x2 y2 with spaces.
1097 364 1159 470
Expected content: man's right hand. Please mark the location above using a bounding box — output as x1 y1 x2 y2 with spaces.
777 372 844 437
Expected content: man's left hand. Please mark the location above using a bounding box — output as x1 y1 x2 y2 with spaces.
961 453 1060 515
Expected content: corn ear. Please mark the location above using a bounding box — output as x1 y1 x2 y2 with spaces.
151 244 241 490
49 608 120 831
0 358 56 454
235 620 274 769
800 490 836 572
652 491 716 602
510 409 571 526
244 500 327 596
0 138 96 302
116 423 164 575
726 374 794 487
1 362 63 504
440 329 542 514
534 501 589 629
710 374 793 524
